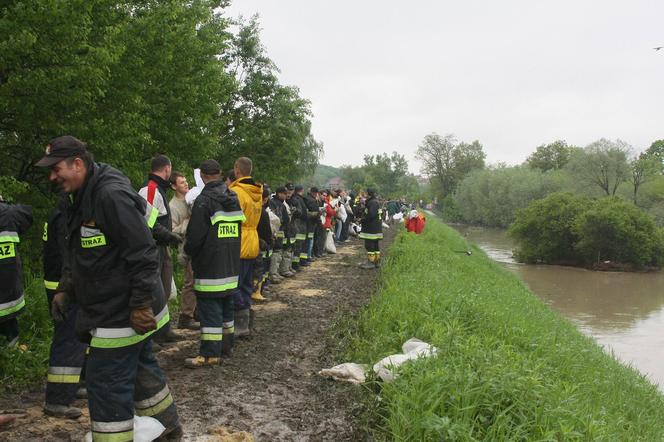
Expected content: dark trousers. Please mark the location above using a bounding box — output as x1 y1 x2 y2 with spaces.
197 296 233 358
340 219 351 242
234 258 255 311
87 339 178 441
365 239 380 253
314 224 326 256
45 292 87 406
0 317 19 346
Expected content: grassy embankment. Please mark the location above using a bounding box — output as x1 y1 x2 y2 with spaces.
346 216 664 440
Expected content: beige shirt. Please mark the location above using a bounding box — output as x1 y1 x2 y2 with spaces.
169 195 191 235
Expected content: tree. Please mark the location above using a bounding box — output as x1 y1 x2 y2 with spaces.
566 139 631 196
219 16 322 184
416 133 485 198
526 140 573 171
630 153 660 205
339 151 416 198
644 140 664 174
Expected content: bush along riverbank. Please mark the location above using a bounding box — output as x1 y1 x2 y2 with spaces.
509 193 664 271
345 217 664 440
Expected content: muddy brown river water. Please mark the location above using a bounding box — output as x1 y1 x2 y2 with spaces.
452 224 664 392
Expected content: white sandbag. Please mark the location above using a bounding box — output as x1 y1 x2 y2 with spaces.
382 221 390 229
319 363 368 384
372 338 439 383
392 212 404 222
372 354 413 383
325 230 337 253
86 416 166 442
402 338 438 358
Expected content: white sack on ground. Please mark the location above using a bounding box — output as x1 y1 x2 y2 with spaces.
318 363 368 384
393 212 404 222
373 338 438 383
320 338 438 384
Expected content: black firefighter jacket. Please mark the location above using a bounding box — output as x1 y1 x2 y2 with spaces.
359 196 383 240
0 201 33 322
43 194 68 294
290 193 308 239
304 194 321 235
268 197 289 250
185 180 244 298
59 163 167 345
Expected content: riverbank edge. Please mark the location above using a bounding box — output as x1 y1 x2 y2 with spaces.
343 216 664 440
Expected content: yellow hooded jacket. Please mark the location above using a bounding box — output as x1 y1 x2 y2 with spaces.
230 177 263 259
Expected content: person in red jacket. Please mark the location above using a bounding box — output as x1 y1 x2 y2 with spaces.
405 210 426 234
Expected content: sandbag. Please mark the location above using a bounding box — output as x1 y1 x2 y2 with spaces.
325 230 336 253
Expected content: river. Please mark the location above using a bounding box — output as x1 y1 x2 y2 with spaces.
452 224 664 391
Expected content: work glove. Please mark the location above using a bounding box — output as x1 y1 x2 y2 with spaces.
51 292 69 322
130 306 157 335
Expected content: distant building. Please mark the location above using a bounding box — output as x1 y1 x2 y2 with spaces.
325 176 345 189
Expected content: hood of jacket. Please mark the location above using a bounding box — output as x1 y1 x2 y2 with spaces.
230 177 262 203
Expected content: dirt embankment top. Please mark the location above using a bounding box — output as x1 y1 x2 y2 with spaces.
1 227 396 441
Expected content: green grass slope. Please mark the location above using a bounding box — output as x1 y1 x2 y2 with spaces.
348 217 664 441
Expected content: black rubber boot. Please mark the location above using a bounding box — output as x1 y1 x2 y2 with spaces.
221 333 234 358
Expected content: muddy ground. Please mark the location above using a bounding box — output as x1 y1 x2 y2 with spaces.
0 228 394 441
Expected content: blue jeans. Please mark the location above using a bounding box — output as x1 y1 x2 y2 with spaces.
86 339 179 441
233 258 255 311
334 220 343 242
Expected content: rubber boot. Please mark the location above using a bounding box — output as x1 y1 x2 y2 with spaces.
249 309 255 331
235 309 250 338
269 250 283 283
43 403 82 419
221 333 234 358
360 253 375 269
279 249 294 277
251 280 267 302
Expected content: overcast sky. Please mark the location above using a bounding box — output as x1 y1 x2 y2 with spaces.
225 1 664 171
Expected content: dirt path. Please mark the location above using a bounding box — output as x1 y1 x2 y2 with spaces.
1 228 394 441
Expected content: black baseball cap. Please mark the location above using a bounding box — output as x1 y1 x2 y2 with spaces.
310 186 319 194
35 136 88 167
285 183 294 191
294 184 304 192
199 159 221 175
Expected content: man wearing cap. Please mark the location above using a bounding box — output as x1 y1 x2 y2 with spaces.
0 194 32 346
37 135 181 441
359 188 384 269
184 160 243 367
229 157 263 336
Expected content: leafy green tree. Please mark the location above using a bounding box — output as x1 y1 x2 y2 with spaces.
630 153 660 205
525 140 573 171
566 139 631 196
339 152 416 198
509 193 589 264
644 140 664 174
574 198 664 268
416 133 485 199
454 166 566 227
219 16 321 185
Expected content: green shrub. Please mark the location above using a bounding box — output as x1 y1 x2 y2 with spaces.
574 197 664 268
509 193 589 264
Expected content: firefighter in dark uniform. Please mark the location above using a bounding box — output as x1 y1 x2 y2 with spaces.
37 136 181 441
0 195 32 347
184 160 244 366
304 187 321 262
280 184 297 277
43 194 88 418
291 185 310 267
359 188 383 269
268 187 290 281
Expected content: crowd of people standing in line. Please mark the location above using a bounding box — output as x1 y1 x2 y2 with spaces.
0 135 397 440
